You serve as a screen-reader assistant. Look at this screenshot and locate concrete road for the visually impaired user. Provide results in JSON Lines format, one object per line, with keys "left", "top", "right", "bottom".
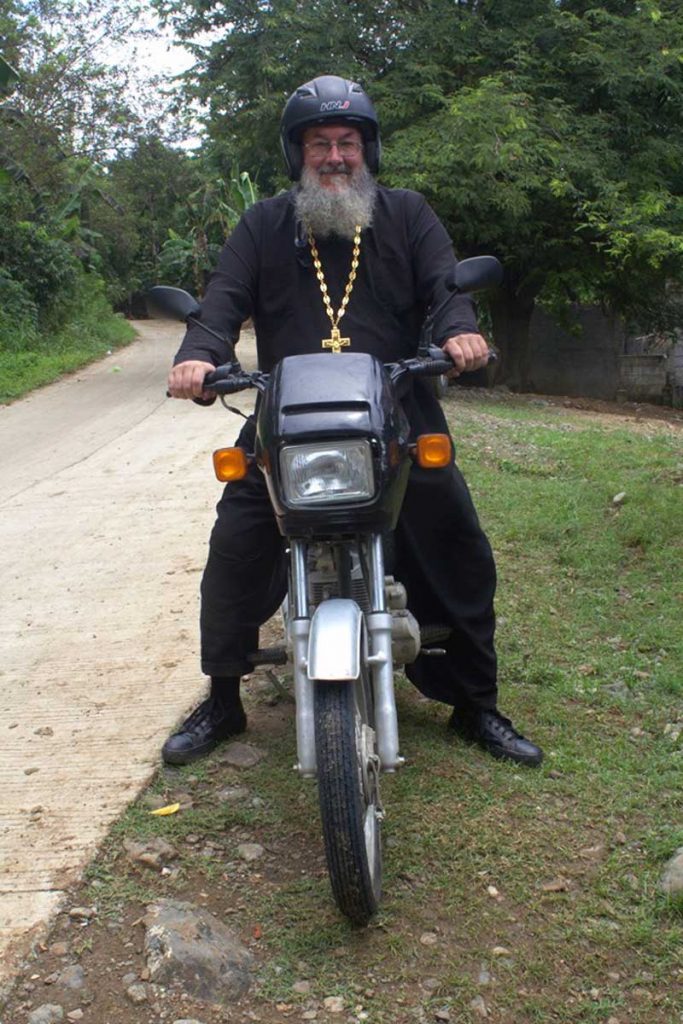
{"left": 0, "top": 323, "right": 256, "bottom": 994}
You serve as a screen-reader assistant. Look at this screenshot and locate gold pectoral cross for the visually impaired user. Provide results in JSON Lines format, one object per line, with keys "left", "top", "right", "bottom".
{"left": 322, "top": 326, "right": 351, "bottom": 354}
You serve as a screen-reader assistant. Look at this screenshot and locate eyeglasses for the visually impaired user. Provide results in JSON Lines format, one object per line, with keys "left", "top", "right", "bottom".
{"left": 303, "top": 139, "right": 363, "bottom": 159}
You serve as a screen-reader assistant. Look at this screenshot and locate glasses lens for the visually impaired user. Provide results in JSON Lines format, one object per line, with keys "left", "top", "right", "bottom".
{"left": 306, "top": 140, "right": 361, "bottom": 157}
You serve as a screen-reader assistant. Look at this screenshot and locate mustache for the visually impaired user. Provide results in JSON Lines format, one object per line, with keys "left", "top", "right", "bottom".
{"left": 318, "top": 164, "right": 352, "bottom": 175}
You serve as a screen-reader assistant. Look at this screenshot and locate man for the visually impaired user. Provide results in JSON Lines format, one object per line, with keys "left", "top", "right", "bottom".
{"left": 165, "top": 75, "right": 543, "bottom": 768}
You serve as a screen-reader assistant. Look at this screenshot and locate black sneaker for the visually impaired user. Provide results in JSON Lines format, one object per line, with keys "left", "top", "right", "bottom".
{"left": 162, "top": 696, "right": 247, "bottom": 765}
{"left": 449, "top": 708, "right": 543, "bottom": 767}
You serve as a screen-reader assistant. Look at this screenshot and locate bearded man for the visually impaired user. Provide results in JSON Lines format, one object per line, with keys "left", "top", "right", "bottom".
{"left": 165, "top": 75, "right": 543, "bottom": 768}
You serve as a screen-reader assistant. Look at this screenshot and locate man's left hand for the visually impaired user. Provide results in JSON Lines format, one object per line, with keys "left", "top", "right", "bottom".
{"left": 441, "top": 333, "right": 489, "bottom": 377}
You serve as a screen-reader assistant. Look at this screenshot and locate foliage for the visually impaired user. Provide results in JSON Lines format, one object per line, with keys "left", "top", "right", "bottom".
{"left": 152, "top": 0, "right": 683, "bottom": 388}
{"left": 0, "top": 268, "right": 135, "bottom": 402}
{"left": 157, "top": 167, "right": 259, "bottom": 293}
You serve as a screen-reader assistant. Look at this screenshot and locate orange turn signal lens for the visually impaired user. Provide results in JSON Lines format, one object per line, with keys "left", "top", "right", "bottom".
{"left": 414, "top": 434, "right": 452, "bottom": 469}
{"left": 213, "top": 447, "right": 249, "bottom": 482}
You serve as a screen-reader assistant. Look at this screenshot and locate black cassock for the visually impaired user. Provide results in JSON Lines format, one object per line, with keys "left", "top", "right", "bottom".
{"left": 176, "top": 186, "right": 498, "bottom": 712}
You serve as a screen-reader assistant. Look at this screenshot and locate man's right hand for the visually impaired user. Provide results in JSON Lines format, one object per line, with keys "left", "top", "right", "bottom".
{"left": 167, "top": 360, "right": 217, "bottom": 400}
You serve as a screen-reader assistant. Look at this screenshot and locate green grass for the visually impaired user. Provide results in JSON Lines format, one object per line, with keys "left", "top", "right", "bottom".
{"left": 71, "top": 393, "right": 683, "bottom": 1023}
{"left": 0, "top": 291, "right": 135, "bottom": 403}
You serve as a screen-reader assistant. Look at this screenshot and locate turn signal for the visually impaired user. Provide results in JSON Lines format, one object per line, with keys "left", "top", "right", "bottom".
{"left": 213, "top": 447, "right": 249, "bottom": 482}
{"left": 414, "top": 434, "right": 452, "bottom": 469}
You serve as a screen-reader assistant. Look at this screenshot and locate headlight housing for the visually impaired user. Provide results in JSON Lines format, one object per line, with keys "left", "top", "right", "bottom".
{"left": 279, "top": 440, "right": 375, "bottom": 506}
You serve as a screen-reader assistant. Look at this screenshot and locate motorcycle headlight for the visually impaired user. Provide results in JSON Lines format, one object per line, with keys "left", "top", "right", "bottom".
{"left": 279, "top": 440, "right": 375, "bottom": 506}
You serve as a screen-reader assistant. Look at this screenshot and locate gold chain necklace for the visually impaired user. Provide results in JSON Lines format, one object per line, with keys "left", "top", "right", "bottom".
{"left": 308, "top": 226, "right": 362, "bottom": 353}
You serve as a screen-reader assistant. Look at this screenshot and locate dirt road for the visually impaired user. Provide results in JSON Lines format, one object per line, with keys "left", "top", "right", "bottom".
{"left": 0, "top": 322, "right": 257, "bottom": 994}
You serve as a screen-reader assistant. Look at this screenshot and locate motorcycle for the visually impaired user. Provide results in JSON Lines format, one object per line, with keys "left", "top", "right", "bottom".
{"left": 149, "top": 254, "right": 501, "bottom": 925}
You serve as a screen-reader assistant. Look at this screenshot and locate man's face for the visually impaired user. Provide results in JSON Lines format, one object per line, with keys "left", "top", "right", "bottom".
{"left": 301, "top": 124, "right": 365, "bottom": 190}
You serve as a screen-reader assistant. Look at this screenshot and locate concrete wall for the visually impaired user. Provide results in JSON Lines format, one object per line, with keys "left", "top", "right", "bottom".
{"left": 528, "top": 305, "right": 624, "bottom": 399}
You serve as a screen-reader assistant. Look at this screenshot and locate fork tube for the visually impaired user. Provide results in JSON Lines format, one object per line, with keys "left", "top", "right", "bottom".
{"left": 290, "top": 539, "right": 316, "bottom": 777}
{"left": 366, "top": 533, "right": 403, "bottom": 770}
{"left": 369, "top": 533, "right": 386, "bottom": 612}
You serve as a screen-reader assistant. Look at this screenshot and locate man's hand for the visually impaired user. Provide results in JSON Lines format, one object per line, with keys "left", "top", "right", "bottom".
{"left": 441, "top": 333, "right": 489, "bottom": 377}
{"left": 167, "top": 360, "right": 217, "bottom": 400}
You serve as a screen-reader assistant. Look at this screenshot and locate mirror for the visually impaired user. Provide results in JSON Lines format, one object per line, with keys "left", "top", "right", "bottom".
{"left": 147, "top": 285, "right": 201, "bottom": 322}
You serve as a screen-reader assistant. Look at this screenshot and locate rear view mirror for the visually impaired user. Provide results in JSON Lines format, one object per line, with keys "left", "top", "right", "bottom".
{"left": 147, "top": 286, "right": 201, "bottom": 322}
{"left": 452, "top": 256, "right": 503, "bottom": 293}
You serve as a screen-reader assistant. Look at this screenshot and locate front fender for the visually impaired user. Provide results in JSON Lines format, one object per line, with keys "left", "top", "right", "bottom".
{"left": 307, "top": 598, "right": 362, "bottom": 681}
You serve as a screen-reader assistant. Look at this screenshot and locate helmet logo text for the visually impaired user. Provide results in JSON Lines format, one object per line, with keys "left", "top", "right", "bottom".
{"left": 319, "top": 100, "right": 351, "bottom": 112}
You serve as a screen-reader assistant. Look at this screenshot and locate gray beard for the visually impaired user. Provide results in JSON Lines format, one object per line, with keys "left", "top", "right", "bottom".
{"left": 295, "top": 164, "right": 377, "bottom": 240}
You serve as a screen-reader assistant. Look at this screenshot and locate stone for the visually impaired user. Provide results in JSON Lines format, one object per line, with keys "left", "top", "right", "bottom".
{"left": 49, "top": 942, "right": 69, "bottom": 958}
{"left": 123, "top": 837, "right": 179, "bottom": 872}
{"left": 66, "top": 1012, "right": 84, "bottom": 1022}
{"left": 323, "top": 996, "right": 345, "bottom": 1013}
{"left": 292, "top": 980, "right": 312, "bottom": 994}
{"left": 612, "top": 492, "right": 627, "bottom": 506}
{"left": 126, "top": 983, "right": 148, "bottom": 1005}
{"left": 144, "top": 899, "right": 254, "bottom": 1004}
{"left": 419, "top": 932, "right": 437, "bottom": 946}
{"left": 216, "top": 786, "right": 250, "bottom": 804}
{"left": 470, "top": 995, "right": 488, "bottom": 1018}
{"left": 435, "top": 1010, "right": 451, "bottom": 1022}
{"left": 67, "top": 907, "right": 95, "bottom": 921}
{"left": 661, "top": 847, "right": 683, "bottom": 895}
{"left": 57, "top": 964, "right": 86, "bottom": 990}
{"left": 28, "top": 1006, "right": 64, "bottom": 1024}
{"left": 172, "top": 1020, "right": 206, "bottom": 1024}
{"left": 478, "top": 965, "right": 492, "bottom": 985}
{"left": 237, "top": 842, "right": 264, "bottom": 862}
{"left": 217, "top": 741, "right": 264, "bottom": 768}
{"left": 141, "top": 793, "right": 168, "bottom": 811}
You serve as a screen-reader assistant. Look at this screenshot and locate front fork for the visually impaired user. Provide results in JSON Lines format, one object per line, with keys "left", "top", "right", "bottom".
{"left": 289, "top": 535, "right": 404, "bottom": 779}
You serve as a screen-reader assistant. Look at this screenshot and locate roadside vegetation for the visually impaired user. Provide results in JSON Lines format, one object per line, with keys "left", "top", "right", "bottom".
{"left": 7, "top": 392, "right": 679, "bottom": 1024}
{"left": 2, "top": 1, "right": 683, "bottom": 399}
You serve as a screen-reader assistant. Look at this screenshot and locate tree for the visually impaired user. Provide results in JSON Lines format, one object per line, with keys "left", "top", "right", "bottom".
{"left": 151, "top": 0, "right": 683, "bottom": 388}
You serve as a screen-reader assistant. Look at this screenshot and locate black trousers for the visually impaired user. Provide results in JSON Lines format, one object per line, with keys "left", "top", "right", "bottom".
{"left": 200, "top": 415, "right": 498, "bottom": 714}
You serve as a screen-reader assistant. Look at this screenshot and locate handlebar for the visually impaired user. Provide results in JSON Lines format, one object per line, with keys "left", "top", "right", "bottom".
{"left": 175, "top": 348, "right": 497, "bottom": 403}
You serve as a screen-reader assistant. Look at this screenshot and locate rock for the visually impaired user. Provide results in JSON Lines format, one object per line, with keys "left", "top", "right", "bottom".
{"left": 470, "top": 994, "right": 488, "bottom": 1018}
{"left": 172, "top": 1020, "right": 206, "bottom": 1024}
{"left": 604, "top": 681, "right": 631, "bottom": 699}
{"left": 216, "top": 785, "right": 250, "bottom": 804}
{"left": 478, "top": 965, "right": 492, "bottom": 985}
{"left": 144, "top": 899, "right": 254, "bottom": 1004}
{"left": 67, "top": 907, "right": 95, "bottom": 921}
{"left": 218, "top": 742, "right": 264, "bottom": 768}
{"left": 323, "top": 995, "right": 345, "bottom": 1013}
{"left": 34, "top": 726, "right": 54, "bottom": 736}
{"left": 121, "top": 972, "right": 138, "bottom": 987}
{"left": 28, "top": 1006, "right": 64, "bottom": 1024}
{"left": 302, "top": 1013, "right": 318, "bottom": 1021}
{"left": 25, "top": 766, "right": 40, "bottom": 775}
{"left": 141, "top": 793, "right": 168, "bottom": 810}
{"left": 237, "top": 842, "right": 264, "bottom": 862}
{"left": 612, "top": 491, "right": 627, "bottom": 506}
{"left": 664, "top": 722, "right": 682, "bottom": 742}
{"left": 419, "top": 932, "right": 437, "bottom": 946}
{"left": 126, "top": 983, "right": 148, "bottom": 1005}
{"left": 421, "top": 978, "right": 440, "bottom": 990}
{"left": 123, "top": 837, "right": 179, "bottom": 871}
{"left": 49, "top": 942, "right": 69, "bottom": 957}
{"left": 661, "top": 847, "right": 683, "bottom": 895}
{"left": 57, "top": 964, "right": 86, "bottom": 990}
{"left": 66, "top": 1011, "right": 84, "bottom": 1022}
{"left": 292, "top": 980, "right": 312, "bottom": 994}
{"left": 491, "top": 946, "right": 511, "bottom": 957}
{"left": 435, "top": 1010, "right": 451, "bottom": 1022}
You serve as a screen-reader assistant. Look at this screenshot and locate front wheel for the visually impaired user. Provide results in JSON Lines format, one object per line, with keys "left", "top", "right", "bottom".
{"left": 314, "top": 679, "right": 382, "bottom": 925}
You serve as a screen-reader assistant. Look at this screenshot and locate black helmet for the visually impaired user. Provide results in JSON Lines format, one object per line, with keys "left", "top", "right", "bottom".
{"left": 280, "top": 74, "right": 381, "bottom": 181}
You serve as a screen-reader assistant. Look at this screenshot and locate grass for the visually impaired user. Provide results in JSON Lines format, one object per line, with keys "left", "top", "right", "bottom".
{"left": 0, "top": 290, "right": 135, "bottom": 403}
{"left": 26, "top": 390, "right": 683, "bottom": 1024}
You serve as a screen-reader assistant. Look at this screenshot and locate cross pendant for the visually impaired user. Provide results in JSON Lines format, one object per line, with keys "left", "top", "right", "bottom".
{"left": 322, "top": 326, "right": 350, "bottom": 354}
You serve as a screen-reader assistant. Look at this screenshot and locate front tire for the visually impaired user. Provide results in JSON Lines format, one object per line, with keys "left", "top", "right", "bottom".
{"left": 314, "top": 679, "right": 382, "bottom": 925}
